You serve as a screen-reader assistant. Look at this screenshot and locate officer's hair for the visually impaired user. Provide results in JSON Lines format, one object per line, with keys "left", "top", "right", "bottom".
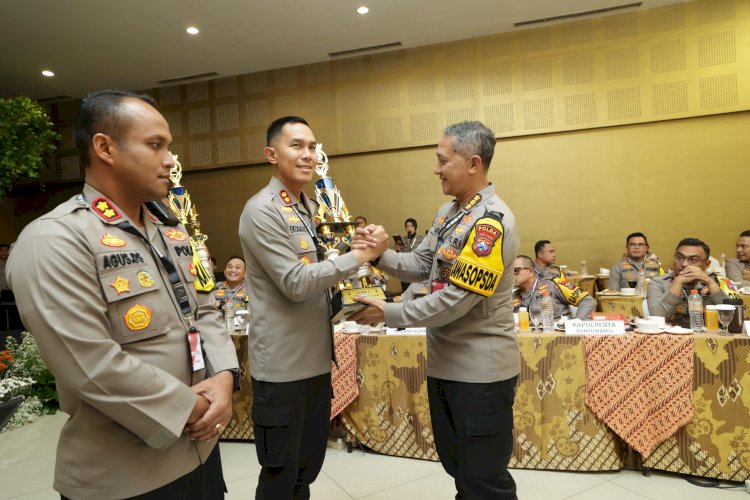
{"left": 225, "top": 256, "right": 246, "bottom": 266}
{"left": 534, "top": 240, "right": 551, "bottom": 256}
{"left": 676, "top": 238, "right": 710, "bottom": 259}
{"left": 0, "top": 243, "right": 8, "bottom": 250}
{"left": 266, "top": 116, "right": 309, "bottom": 146}
{"left": 356, "top": 216, "right": 367, "bottom": 224}
{"left": 404, "top": 218, "right": 417, "bottom": 229}
{"left": 443, "top": 121, "right": 496, "bottom": 170}
{"left": 740, "top": 230, "right": 750, "bottom": 238}
{"left": 515, "top": 255, "right": 535, "bottom": 268}
{"left": 626, "top": 232, "right": 649, "bottom": 247}
{"left": 75, "top": 90, "right": 158, "bottom": 167}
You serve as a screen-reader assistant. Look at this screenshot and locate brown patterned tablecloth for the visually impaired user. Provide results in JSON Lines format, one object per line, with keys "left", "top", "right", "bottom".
{"left": 331, "top": 332, "right": 359, "bottom": 418}
{"left": 583, "top": 333, "right": 694, "bottom": 458}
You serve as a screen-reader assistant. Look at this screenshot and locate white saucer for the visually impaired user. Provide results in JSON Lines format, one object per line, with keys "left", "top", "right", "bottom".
{"left": 664, "top": 326, "right": 692, "bottom": 334}
{"left": 634, "top": 328, "right": 664, "bottom": 334}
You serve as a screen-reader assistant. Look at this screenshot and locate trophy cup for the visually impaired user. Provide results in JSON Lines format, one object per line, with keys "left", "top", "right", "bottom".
{"left": 314, "top": 144, "right": 386, "bottom": 321}
{"left": 167, "top": 153, "right": 215, "bottom": 292}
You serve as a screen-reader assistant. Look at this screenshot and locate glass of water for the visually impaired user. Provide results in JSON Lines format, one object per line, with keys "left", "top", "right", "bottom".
{"left": 530, "top": 308, "right": 542, "bottom": 331}
{"left": 717, "top": 306, "right": 735, "bottom": 336}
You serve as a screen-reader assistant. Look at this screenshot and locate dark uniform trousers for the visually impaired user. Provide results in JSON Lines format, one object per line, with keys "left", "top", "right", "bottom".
{"left": 60, "top": 446, "right": 225, "bottom": 500}
{"left": 427, "top": 375, "right": 518, "bottom": 500}
{"left": 252, "top": 372, "right": 332, "bottom": 500}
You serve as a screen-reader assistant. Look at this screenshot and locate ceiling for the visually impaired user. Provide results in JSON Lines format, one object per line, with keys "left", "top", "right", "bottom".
{"left": 0, "top": 0, "right": 684, "bottom": 100}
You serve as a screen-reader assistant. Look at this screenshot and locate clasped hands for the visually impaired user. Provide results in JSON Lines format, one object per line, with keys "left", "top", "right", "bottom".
{"left": 184, "top": 370, "right": 234, "bottom": 441}
{"left": 671, "top": 265, "right": 719, "bottom": 295}
{"left": 349, "top": 225, "right": 389, "bottom": 325}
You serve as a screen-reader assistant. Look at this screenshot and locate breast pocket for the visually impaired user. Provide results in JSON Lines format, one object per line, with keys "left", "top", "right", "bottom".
{"left": 99, "top": 267, "right": 169, "bottom": 344}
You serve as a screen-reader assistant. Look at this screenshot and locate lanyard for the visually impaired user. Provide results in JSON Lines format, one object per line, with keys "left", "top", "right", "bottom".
{"left": 625, "top": 257, "right": 646, "bottom": 272}
{"left": 116, "top": 220, "right": 195, "bottom": 321}
{"left": 523, "top": 279, "right": 540, "bottom": 309}
{"left": 290, "top": 204, "right": 327, "bottom": 262}
{"left": 222, "top": 281, "right": 246, "bottom": 304}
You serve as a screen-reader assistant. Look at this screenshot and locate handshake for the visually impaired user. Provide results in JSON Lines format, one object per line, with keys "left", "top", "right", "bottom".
{"left": 350, "top": 224, "right": 390, "bottom": 265}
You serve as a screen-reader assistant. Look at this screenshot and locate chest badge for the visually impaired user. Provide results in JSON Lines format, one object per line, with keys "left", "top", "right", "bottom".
{"left": 454, "top": 226, "right": 465, "bottom": 235}
{"left": 288, "top": 216, "right": 301, "bottom": 223}
{"left": 110, "top": 276, "right": 130, "bottom": 295}
{"left": 92, "top": 197, "right": 122, "bottom": 222}
{"left": 137, "top": 271, "right": 155, "bottom": 288}
{"left": 462, "top": 214, "right": 474, "bottom": 225}
{"left": 100, "top": 233, "right": 126, "bottom": 248}
{"left": 124, "top": 304, "right": 152, "bottom": 331}
{"left": 281, "top": 206, "right": 293, "bottom": 212}
{"left": 164, "top": 228, "right": 188, "bottom": 241}
{"left": 300, "top": 239, "right": 309, "bottom": 250}
{"left": 300, "top": 256, "right": 312, "bottom": 264}
{"left": 188, "top": 262, "right": 197, "bottom": 276}
{"left": 442, "top": 247, "right": 458, "bottom": 260}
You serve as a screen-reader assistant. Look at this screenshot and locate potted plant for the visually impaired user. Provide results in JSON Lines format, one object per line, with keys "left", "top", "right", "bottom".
{"left": 0, "top": 96, "right": 59, "bottom": 197}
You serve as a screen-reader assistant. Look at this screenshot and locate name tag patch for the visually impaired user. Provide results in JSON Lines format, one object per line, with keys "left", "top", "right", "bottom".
{"left": 102, "top": 252, "right": 145, "bottom": 269}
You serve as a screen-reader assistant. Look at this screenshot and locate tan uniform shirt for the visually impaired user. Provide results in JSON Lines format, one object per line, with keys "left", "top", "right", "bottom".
{"left": 513, "top": 278, "right": 597, "bottom": 320}
{"left": 608, "top": 256, "right": 663, "bottom": 290}
{"left": 534, "top": 264, "right": 562, "bottom": 281}
{"left": 239, "top": 177, "right": 362, "bottom": 383}
{"left": 646, "top": 271, "right": 736, "bottom": 328}
{"left": 400, "top": 233, "right": 424, "bottom": 253}
{"left": 379, "top": 184, "right": 520, "bottom": 383}
{"left": 725, "top": 257, "right": 750, "bottom": 288}
{"left": 6, "top": 185, "right": 238, "bottom": 500}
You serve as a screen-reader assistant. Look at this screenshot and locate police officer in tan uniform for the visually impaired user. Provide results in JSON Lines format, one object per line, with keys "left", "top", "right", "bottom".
{"left": 238, "top": 116, "right": 388, "bottom": 499}
{"left": 6, "top": 91, "right": 238, "bottom": 499}
{"left": 533, "top": 240, "right": 562, "bottom": 280}
{"left": 352, "top": 121, "right": 520, "bottom": 499}
{"left": 725, "top": 230, "right": 750, "bottom": 287}
{"left": 647, "top": 238, "right": 740, "bottom": 328}
{"left": 608, "top": 232, "right": 664, "bottom": 290}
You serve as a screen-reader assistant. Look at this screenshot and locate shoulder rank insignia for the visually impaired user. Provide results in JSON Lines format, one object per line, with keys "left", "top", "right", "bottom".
{"left": 164, "top": 228, "right": 188, "bottom": 241}
{"left": 300, "top": 239, "right": 309, "bottom": 250}
{"left": 92, "top": 197, "right": 122, "bottom": 222}
{"left": 110, "top": 276, "right": 130, "bottom": 295}
{"left": 124, "top": 304, "right": 152, "bottom": 331}
{"left": 463, "top": 194, "right": 482, "bottom": 211}
{"left": 279, "top": 190, "right": 293, "bottom": 206}
{"left": 100, "top": 233, "right": 126, "bottom": 248}
{"left": 137, "top": 271, "right": 155, "bottom": 288}
{"left": 300, "top": 256, "right": 312, "bottom": 264}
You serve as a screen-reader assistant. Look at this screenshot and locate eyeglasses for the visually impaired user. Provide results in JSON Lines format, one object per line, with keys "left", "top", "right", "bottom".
{"left": 628, "top": 242, "right": 647, "bottom": 248}
{"left": 673, "top": 253, "right": 705, "bottom": 265}
{"left": 513, "top": 267, "right": 531, "bottom": 274}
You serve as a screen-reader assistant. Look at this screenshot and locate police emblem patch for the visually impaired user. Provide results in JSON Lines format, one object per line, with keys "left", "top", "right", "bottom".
{"left": 124, "top": 304, "right": 152, "bottom": 331}
{"left": 442, "top": 247, "right": 458, "bottom": 260}
{"left": 164, "top": 228, "right": 188, "bottom": 241}
{"left": 100, "top": 233, "right": 126, "bottom": 247}
{"left": 300, "top": 239, "right": 309, "bottom": 250}
{"left": 110, "top": 276, "right": 130, "bottom": 295}
{"left": 471, "top": 223, "right": 500, "bottom": 256}
{"left": 299, "top": 256, "right": 312, "bottom": 264}
{"left": 137, "top": 271, "right": 155, "bottom": 288}
{"left": 92, "top": 197, "right": 122, "bottom": 222}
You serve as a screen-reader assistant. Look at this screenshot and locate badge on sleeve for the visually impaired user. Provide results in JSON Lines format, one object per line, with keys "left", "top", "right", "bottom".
{"left": 448, "top": 214, "right": 505, "bottom": 297}
{"left": 553, "top": 278, "right": 588, "bottom": 305}
{"left": 164, "top": 228, "right": 188, "bottom": 241}
{"left": 110, "top": 276, "right": 130, "bottom": 295}
{"left": 124, "top": 304, "right": 152, "bottom": 331}
{"left": 100, "top": 233, "right": 126, "bottom": 247}
{"left": 137, "top": 271, "right": 155, "bottom": 288}
{"left": 92, "top": 197, "right": 122, "bottom": 222}
{"left": 300, "top": 256, "right": 312, "bottom": 264}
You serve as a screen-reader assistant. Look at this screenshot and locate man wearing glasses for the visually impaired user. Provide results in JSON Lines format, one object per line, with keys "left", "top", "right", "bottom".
{"left": 608, "top": 232, "right": 664, "bottom": 291}
{"left": 647, "top": 238, "right": 740, "bottom": 327}
{"left": 725, "top": 230, "right": 750, "bottom": 288}
{"left": 513, "top": 255, "right": 596, "bottom": 321}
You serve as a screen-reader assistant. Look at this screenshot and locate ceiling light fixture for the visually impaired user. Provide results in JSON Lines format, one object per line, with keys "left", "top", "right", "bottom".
{"left": 357, "top": 6, "right": 369, "bottom": 14}
{"left": 41, "top": 70, "right": 55, "bottom": 77}
{"left": 186, "top": 26, "right": 200, "bottom": 35}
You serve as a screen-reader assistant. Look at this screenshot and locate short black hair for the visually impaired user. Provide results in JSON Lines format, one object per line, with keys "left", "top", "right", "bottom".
{"left": 75, "top": 90, "right": 158, "bottom": 167}
{"left": 676, "top": 238, "right": 710, "bottom": 259}
{"left": 740, "top": 230, "right": 750, "bottom": 238}
{"left": 534, "top": 240, "right": 551, "bottom": 256}
{"left": 404, "top": 218, "right": 417, "bottom": 229}
{"left": 626, "top": 232, "right": 649, "bottom": 246}
{"left": 0, "top": 243, "right": 9, "bottom": 250}
{"left": 355, "top": 216, "right": 367, "bottom": 223}
{"left": 225, "top": 256, "right": 246, "bottom": 266}
{"left": 515, "top": 254, "right": 535, "bottom": 268}
{"left": 266, "top": 116, "right": 309, "bottom": 146}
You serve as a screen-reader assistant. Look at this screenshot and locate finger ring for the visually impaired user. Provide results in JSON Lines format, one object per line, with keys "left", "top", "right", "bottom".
{"left": 215, "top": 423, "right": 225, "bottom": 433}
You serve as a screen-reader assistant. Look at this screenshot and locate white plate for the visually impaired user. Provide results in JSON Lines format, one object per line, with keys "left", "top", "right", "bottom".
{"left": 664, "top": 326, "right": 692, "bottom": 334}
{"left": 634, "top": 328, "right": 664, "bottom": 334}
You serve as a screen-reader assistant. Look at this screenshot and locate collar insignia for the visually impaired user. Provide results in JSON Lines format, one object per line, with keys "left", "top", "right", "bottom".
{"left": 124, "top": 304, "right": 152, "bottom": 331}
{"left": 137, "top": 271, "right": 155, "bottom": 288}
{"left": 164, "top": 228, "right": 188, "bottom": 241}
{"left": 100, "top": 233, "right": 126, "bottom": 247}
{"left": 92, "top": 197, "right": 122, "bottom": 222}
{"left": 279, "top": 190, "right": 294, "bottom": 206}
{"left": 110, "top": 276, "right": 130, "bottom": 295}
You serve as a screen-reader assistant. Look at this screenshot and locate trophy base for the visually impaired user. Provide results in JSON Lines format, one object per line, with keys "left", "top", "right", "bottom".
{"left": 331, "top": 286, "right": 387, "bottom": 322}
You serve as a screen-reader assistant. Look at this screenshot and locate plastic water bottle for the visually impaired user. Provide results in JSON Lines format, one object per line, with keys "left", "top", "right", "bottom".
{"left": 541, "top": 292, "right": 555, "bottom": 332}
{"left": 223, "top": 302, "right": 236, "bottom": 333}
{"left": 580, "top": 260, "right": 588, "bottom": 277}
{"left": 635, "top": 269, "right": 646, "bottom": 297}
{"left": 688, "top": 289, "right": 704, "bottom": 332}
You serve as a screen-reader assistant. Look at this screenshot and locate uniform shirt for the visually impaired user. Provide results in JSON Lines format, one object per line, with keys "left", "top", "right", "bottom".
{"left": 6, "top": 184, "right": 238, "bottom": 500}
{"left": 608, "top": 255, "right": 663, "bottom": 290}
{"left": 212, "top": 280, "right": 248, "bottom": 310}
{"left": 239, "top": 176, "right": 362, "bottom": 383}
{"left": 512, "top": 278, "right": 597, "bottom": 320}
{"left": 400, "top": 233, "right": 424, "bottom": 253}
{"left": 534, "top": 263, "right": 563, "bottom": 281}
{"left": 646, "top": 271, "right": 740, "bottom": 328}
{"left": 725, "top": 257, "right": 750, "bottom": 288}
{"left": 378, "top": 184, "right": 520, "bottom": 383}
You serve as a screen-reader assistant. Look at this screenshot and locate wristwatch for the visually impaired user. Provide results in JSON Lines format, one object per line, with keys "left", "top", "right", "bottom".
{"left": 223, "top": 368, "right": 241, "bottom": 391}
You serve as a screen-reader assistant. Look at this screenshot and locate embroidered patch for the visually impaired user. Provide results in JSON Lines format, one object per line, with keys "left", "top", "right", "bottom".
{"left": 281, "top": 206, "right": 293, "bottom": 212}
{"left": 300, "top": 239, "right": 309, "bottom": 250}
{"left": 189, "top": 262, "right": 197, "bottom": 276}
{"left": 124, "top": 304, "right": 152, "bottom": 331}
{"left": 300, "top": 256, "right": 312, "bottom": 264}
{"left": 164, "top": 228, "right": 188, "bottom": 241}
{"left": 100, "top": 233, "right": 126, "bottom": 247}
{"left": 463, "top": 194, "right": 482, "bottom": 211}
{"left": 471, "top": 223, "right": 500, "bottom": 256}
{"left": 442, "top": 247, "right": 458, "bottom": 260}
{"left": 110, "top": 276, "right": 130, "bottom": 295}
{"left": 438, "top": 216, "right": 446, "bottom": 226}
{"left": 137, "top": 271, "right": 155, "bottom": 288}
{"left": 92, "top": 197, "right": 122, "bottom": 222}
{"left": 279, "top": 190, "right": 293, "bottom": 205}
{"left": 288, "top": 216, "right": 301, "bottom": 223}
{"left": 454, "top": 227, "right": 465, "bottom": 235}
{"left": 462, "top": 214, "right": 474, "bottom": 225}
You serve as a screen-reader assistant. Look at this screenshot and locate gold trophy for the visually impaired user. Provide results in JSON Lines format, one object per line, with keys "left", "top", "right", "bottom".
{"left": 168, "top": 153, "right": 214, "bottom": 292}
{"left": 314, "top": 145, "right": 386, "bottom": 321}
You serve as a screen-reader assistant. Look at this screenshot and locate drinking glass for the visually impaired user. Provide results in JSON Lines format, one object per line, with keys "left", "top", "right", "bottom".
{"left": 627, "top": 281, "right": 637, "bottom": 288}
{"left": 529, "top": 308, "right": 542, "bottom": 331}
{"left": 718, "top": 307, "right": 735, "bottom": 336}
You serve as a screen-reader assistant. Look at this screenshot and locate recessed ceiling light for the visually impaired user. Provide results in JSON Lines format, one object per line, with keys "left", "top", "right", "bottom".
{"left": 357, "top": 6, "right": 369, "bottom": 14}
{"left": 186, "top": 26, "right": 200, "bottom": 35}
{"left": 41, "top": 70, "right": 55, "bottom": 77}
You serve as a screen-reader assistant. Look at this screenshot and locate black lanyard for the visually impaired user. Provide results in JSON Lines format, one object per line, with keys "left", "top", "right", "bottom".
{"left": 116, "top": 220, "right": 195, "bottom": 320}
{"left": 291, "top": 203, "right": 327, "bottom": 262}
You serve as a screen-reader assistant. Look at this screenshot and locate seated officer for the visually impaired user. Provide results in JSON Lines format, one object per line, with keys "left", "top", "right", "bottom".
{"left": 609, "top": 232, "right": 664, "bottom": 290}
{"left": 647, "top": 238, "right": 740, "bottom": 328}
{"left": 513, "top": 255, "right": 596, "bottom": 320}
{"left": 725, "top": 229, "right": 750, "bottom": 287}
{"left": 533, "top": 240, "right": 563, "bottom": 280}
